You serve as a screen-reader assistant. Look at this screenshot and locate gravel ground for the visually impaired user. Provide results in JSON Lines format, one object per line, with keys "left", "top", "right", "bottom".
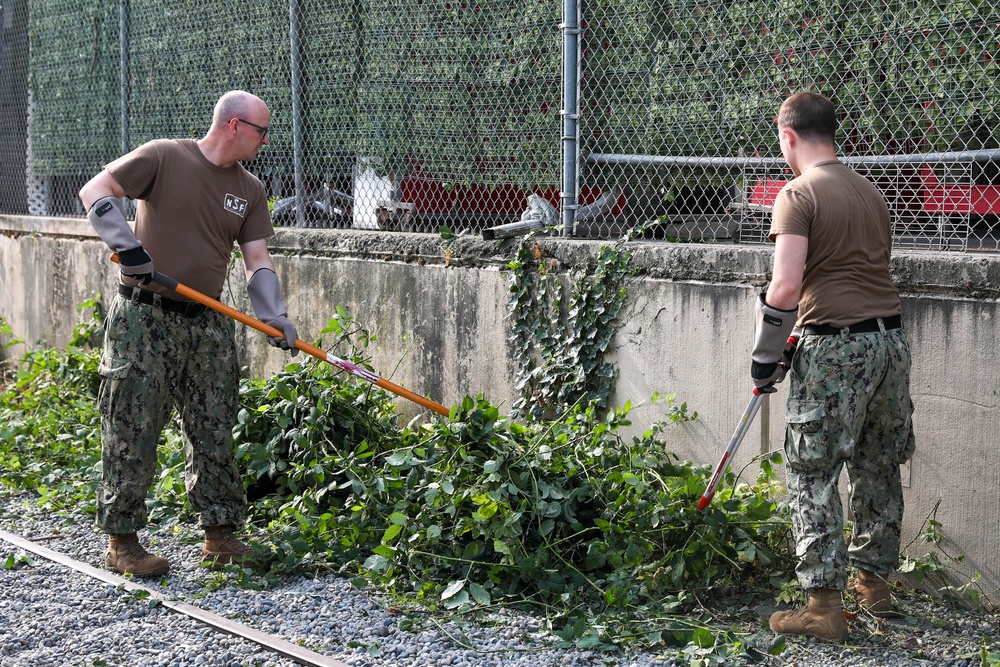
{"left": 1, "top": 493, "right": 997, "bottom": 667}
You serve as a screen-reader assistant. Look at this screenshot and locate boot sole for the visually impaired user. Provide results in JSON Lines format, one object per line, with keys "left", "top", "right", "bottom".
{"left": 770, "top": 628, "right": 849, "bottom": 643}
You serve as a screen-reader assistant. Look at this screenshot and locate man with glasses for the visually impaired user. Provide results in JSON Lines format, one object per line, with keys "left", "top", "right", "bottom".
{"left": 79, "top": 90, "right": 299, "bottom": 577}
{"left": 237, "top": 117, "right": 269, "bottom": 140}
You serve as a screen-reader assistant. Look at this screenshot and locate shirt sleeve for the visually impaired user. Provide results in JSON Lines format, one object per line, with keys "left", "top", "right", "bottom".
{"left": 104, "top": 141, "right": 163, "bottom": 201}
{"left": 768, "top": 184, "right": 813, "bottom": 242}
{"left": 235, "top": 179, "right": 275, "bottom": 244}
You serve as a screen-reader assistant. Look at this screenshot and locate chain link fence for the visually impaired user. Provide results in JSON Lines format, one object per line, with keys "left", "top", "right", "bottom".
{"left": 1, "top": 0, "right": 997, "bottom": 250}
{"left": 578, "top": 0, "right": 1000, "bottom": 250}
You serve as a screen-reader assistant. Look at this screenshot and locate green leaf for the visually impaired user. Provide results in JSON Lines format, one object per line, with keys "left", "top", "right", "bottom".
{"left": 441, "top": 579, "right": 466, "bottom": 600}
{"left": 373, "top": 545, "right": 395, "bottom": 559}
{"left": 469, "top": 582, "right": 491, "bottom": 605}
{"left": 621, "top": 472, "right": 641, "bottom": 486}
{"left": 462, "top": 541, "right": 485, "bottom": 560}
{"left": 384, "top": 452, "right": 409, "bottom": 467}
{"left": 691, "top": 627, "right": 715, "bottom": 648}
{"left": 363, "top": 554, "right": 390, "bottom": 571}
{"left": 443, "top": 590, "right": 469, "bottom": 609}
{"left": 475, "top": 502, "right": 498, "bottom": 521}
{"left": 381, "top": 523, "right": 403, "bottom": 543}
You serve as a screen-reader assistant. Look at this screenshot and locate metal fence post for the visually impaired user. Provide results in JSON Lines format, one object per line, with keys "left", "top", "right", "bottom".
{"left": 119, "top": 0, "right": 129, "bottom": 155}
{"left": 561, "top": 0, "right": 581, "bottom": 237}
{"left": 289, "top": 0, "right": 305, "bottom": 228}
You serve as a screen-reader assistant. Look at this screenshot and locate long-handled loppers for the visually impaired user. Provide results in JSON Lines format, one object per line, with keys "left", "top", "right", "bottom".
{"left": 697, "top": 335, "right": 798, "bottom": 510}
{"left": 111, "top": 254, "right": 450, "bottom": 416}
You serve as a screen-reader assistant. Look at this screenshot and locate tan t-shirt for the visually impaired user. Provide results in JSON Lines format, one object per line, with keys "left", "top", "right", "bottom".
{"left": 106, "top": 139, "right": 273, "bottom": 299}
{"left": 768, "top": 160, "right": 901, "bottom": 328}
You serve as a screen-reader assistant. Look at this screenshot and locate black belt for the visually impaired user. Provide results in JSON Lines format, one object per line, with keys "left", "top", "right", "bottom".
{"left": 802, "top": 315, "right": 902, "bottom": 336}
{"left": 118, "top": 284, "right": 208, "bottom": 318}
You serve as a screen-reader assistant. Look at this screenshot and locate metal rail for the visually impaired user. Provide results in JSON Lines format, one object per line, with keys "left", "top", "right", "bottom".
{"left": 587, "top": 149, "right": 1000, "bottom": 168}
{"left": 0, "top": 528, "right": 350, "bottom": 667}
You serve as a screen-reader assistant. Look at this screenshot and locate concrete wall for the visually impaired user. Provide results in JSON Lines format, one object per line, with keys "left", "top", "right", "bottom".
{"left": 2, "top": 214, "right": 999, "bottom": 601}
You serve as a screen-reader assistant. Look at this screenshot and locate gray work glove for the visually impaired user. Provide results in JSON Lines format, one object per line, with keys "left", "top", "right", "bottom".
{"left": 87, "top": 196, "right": 154, "bottom": 284}
{"left": 247, "top": 268, "right": 299, "bottom": 356}
{"left": 750, "top": 293, "right": 797, "bottom": 393}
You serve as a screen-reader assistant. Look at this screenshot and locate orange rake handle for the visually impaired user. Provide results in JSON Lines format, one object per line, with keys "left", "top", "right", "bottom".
{"left": 111, "top": 254, "right": 451, "bottom": 416}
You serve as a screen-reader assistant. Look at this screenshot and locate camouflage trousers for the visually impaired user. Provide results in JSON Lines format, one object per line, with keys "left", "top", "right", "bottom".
{"left": 783, "top": 326, "right": 915, "bottom": 591}
{"left": 95, "top": 291, "right": 245, "bottom": 535}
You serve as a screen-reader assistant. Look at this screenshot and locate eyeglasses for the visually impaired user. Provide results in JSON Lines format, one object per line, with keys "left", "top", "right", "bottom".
{"left": 236, "top": 118, "right": 269, "bottom": 139}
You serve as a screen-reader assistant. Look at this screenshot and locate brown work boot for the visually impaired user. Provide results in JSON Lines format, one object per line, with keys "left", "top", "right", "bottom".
{"left": 850, "top": 569, "right": 893, "bottom": 616}
{"left": 769, "top": 589, "right": 849, "bottom": 642}
{"left": 105, "top": 533, "right": 170, "bottom": 578}
{"left": 201, "top": 525, "right": 255, "bottom": 570}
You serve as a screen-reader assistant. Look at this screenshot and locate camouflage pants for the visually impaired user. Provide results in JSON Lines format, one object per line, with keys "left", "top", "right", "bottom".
{"left": 783, "top": 327, "right": 915, "bottom": 591}
{"left": 95, "top": 291, "right": 245, "bottom": 535}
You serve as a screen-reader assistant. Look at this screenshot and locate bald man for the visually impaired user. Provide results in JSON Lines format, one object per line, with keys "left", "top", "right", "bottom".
{"left": 80, "top": 90, "right": 297, "bottom": 577}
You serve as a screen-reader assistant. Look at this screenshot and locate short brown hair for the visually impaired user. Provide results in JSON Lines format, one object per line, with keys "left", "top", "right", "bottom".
{"left": 778, "top": 92, "right": 837, "bottom": 143}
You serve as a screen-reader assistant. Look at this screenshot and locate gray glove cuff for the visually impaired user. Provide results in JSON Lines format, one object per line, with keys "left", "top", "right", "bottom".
{"left": 751, "top": 293, "right": 797, "bottom": 365}
{"left": 87, "top": 196, "right": 141, "bottom": 253}
{"left": 247, "top": 268, "right": 288, "bottom": 322}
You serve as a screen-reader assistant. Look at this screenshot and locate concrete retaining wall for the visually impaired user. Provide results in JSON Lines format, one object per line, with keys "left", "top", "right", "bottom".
{"left": 2, "top": 214, "right": 998, "bottom": 601}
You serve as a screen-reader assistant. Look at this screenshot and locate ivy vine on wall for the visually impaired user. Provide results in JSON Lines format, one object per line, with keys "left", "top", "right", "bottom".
{"left": 506, "top": 238, "right": 632, "bottom": 421}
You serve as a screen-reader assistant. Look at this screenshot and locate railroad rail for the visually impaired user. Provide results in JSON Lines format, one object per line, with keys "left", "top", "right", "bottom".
{"left": 0, "top": 528, "right": 350, "bottom": 667}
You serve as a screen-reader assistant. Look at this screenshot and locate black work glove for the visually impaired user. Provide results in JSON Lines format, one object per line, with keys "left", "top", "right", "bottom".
{"left": 752, "top": 337, "right": 797, "bottom": 393}
{"left": 117, "top": 246, "right": 155, "bottom": 285}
